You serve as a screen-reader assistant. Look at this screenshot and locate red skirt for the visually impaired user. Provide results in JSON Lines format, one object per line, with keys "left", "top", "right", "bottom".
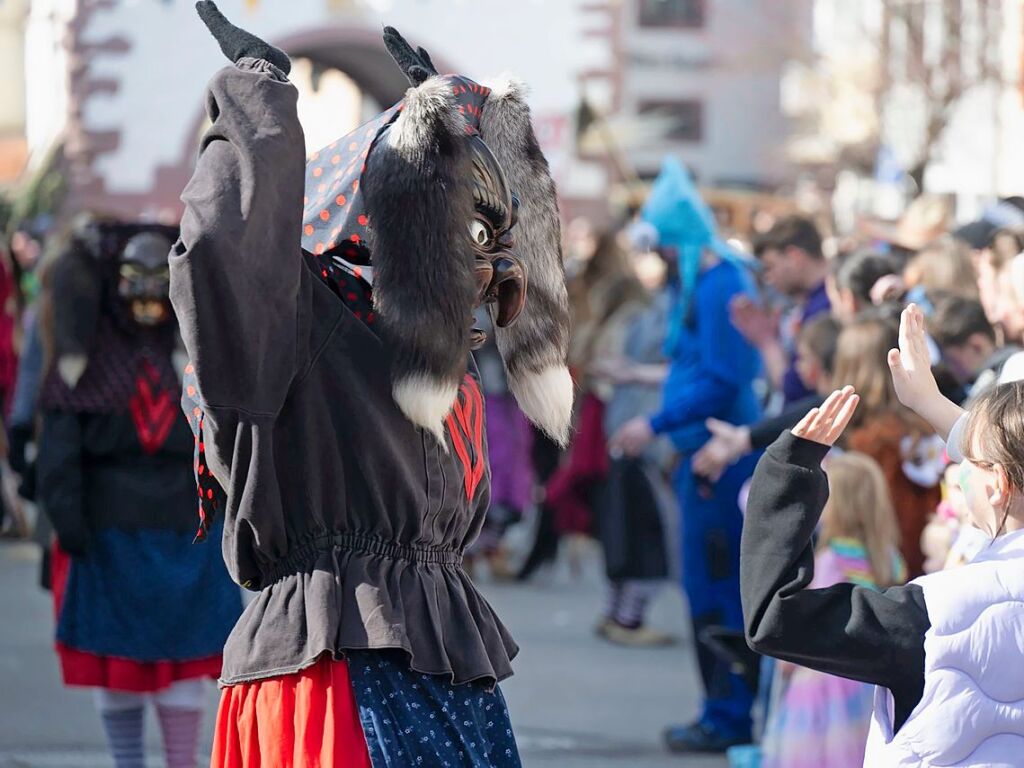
{"left": 546, "top": 392, "right": 608, "bottom": 535}
{"left": 52, "top": 542, "right": 222, "bottom": 692}
{"left": 211, "top": 654, "right": 371, "bottom": 768}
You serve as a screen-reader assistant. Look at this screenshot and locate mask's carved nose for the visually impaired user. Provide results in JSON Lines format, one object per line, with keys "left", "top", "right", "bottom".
{"left": 488, "top": 254, "right": 526, "bottom": 327}
{"left": 474, "top": 258, "right": 494, "bottom": 304}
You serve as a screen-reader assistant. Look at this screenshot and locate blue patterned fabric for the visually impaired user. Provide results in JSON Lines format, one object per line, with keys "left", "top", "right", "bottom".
{"left": 347, "top": 649, "right": 522, "bottom": 768}
{"left": 56, "top": 522, "right": 241, "bottom": 660}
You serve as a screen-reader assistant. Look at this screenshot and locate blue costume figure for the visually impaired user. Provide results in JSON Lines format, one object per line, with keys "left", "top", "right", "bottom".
{"left": 612, "top": 158, "right": 762, "bottom": 752}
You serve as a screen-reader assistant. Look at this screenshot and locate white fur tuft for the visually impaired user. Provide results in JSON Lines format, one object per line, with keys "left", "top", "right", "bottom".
{"left": 388, "top": 76, "right": 464, "bottom": 153}
{"left": 509, "top": 364, "right": 574, "bottom": 447}
{"left": 392, "top": 374, "right": 459, "bottom": 447}
{"left": 480, "top": 73, "right": 530, "bottom": 101}
{"left": 58, "top": 354, "right": 88, "bottom": 389}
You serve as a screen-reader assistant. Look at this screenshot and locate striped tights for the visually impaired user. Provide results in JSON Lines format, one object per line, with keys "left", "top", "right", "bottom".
{"left": 95, "top": 679, "right": 205, "bottom": 768}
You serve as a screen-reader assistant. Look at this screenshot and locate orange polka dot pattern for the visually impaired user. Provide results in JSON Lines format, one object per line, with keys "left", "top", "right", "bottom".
{"left": 181, "top": 362, "right": 225, "bottom": 543}
{"left": 300, "top": 75, "right": 492, "bottom": 293}
{"left": 301, "top": 103, "right": 400, "bottom": 270}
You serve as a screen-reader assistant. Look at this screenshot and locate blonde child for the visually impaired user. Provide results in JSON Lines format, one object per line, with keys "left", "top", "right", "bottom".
{"left": 920, "top": 463, "right": 992, "bottom": 573}
{"left": 833, "top": 315, "right": 942, "bottom": 577}
{"left": 742, "top": 304, "right": 1024, "bottom": 766}
{"left": 761, "top": 452, "right": 904, "bottom": 768}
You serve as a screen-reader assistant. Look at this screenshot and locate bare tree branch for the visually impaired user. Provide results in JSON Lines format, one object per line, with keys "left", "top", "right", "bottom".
{"left": 852, "top": 0, "right": 1005, "bottom": 182}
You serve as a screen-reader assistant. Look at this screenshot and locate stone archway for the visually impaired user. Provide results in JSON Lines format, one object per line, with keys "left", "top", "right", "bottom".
{"left": 278, "top": 25, "right": 415, "bottom": 110}
{"left": 149, "top": 24, "right": 456, "bottom": 222}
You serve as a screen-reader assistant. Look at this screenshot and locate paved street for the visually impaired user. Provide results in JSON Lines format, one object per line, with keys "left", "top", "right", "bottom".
{"left": 0, "top": 539, "right": 726, "bottom": 767}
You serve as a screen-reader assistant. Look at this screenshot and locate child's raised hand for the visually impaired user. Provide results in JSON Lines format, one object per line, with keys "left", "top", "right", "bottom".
{"left": 887, "top": 303, "right": 941, "bottom": 411}
{"left": 791, "top": 386, "right": 859, "bottom": 447}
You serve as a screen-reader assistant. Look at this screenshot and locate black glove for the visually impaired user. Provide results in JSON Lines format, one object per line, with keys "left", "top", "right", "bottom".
{"left": 383, "top": 26, "right": 439, "bottom": 86}
{"left": 196, "top": 1, "right": 291, "bottom": 75}
{"left": 56, "top": 526, "right": 90, "bottom": 558}
{"left": 7, "top": 424, "right": 30, "bottom": 476}
{"left": 17, "top": 462, "right": 35, "bottom": 503}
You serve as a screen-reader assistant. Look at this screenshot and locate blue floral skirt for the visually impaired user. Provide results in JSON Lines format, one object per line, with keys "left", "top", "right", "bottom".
{"left": 348, "top": 649, "right": 522, "bottom": 767}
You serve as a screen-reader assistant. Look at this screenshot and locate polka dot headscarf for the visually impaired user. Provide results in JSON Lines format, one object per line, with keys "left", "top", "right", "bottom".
{"left": 300, "top": 75, "right": 491, "bottom": 317}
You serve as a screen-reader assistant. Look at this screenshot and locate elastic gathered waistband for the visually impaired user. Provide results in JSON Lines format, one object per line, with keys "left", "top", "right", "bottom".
{"left": 261, "top": 531, "right": 463, "bottom": 585}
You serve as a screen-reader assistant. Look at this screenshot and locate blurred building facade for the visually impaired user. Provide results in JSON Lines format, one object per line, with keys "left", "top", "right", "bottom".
{"left": 0, "top": 0, "right": 31, "bottom": 187}
{"left": 877, "top": 0, "right": 1024, "bottom": 219}
{"left": 580, "top": 0, "right": 810, "bottom": 192}
{"left": 1, "top": 0, "right": 820, "bottom": 225}
{"left": 4, "top": 0, "right": 601, "bottom": 222}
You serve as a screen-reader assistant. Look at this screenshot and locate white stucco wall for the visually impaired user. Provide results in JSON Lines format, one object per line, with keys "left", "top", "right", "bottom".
{"left": 23, "top": 0, "right": 74, "bottom": 170}
{"left": 619, "top": 0, "right": 810, "bottom": 186}
{"left": 0, "top": 0, "right": 30, "bottom": 136}
{"left": 54, "top": 0, "right": 599, "bottom": 201}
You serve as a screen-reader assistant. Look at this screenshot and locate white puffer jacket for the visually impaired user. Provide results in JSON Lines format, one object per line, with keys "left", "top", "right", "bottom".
{"left": 864, "top": 529, "right": 1024, "bottom": 767}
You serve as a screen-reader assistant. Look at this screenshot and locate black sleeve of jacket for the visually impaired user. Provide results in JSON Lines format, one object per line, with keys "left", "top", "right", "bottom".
{"left": 37, "top": 410, "right": 88, "bottom": 555}
{"left": 741, "top": 432, "right": 929, "bottom": 730}
{"left": 169, "top": 57, "right": 306, "bottom": 417}
{"left": 747, "top": 395, "right": 824, "bottom": 451}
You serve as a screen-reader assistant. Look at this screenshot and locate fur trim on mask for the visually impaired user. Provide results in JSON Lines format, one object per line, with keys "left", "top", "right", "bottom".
{"left": 479, "top": 75, "right": 573, "bottom": 445}
{"left": 386, "top": 76, "right": 465, "bottom": 153}
{"left": 363, "top": 75, "right": 477, "bottom": 442}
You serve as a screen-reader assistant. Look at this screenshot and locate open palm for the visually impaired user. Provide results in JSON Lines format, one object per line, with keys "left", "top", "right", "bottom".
{"left": 791, "top": 386, "right": 860, "bottom": 447}
{"left": 887, "top": 303, "right": 940, "bottom": 409}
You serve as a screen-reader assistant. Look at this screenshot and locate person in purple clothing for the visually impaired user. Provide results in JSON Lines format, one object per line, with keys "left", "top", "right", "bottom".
{"left": 610, "top": 158, "right": 762, "bottom": 754}
{"left": 730, "top": 216, "right": 831, "bottom": 405}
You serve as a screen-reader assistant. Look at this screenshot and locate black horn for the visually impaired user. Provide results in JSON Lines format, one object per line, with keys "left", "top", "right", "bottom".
{"left": 383, "top": 26, "right": 439, "bottom": 86}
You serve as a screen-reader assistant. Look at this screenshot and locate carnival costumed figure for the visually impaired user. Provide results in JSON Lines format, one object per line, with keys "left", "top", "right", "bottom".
{"left": 170, "top": 4, "right": 573, "bottom": 765}
{"left": 38, "top": 220, "right": 243, "bottom": 768}
{"left": 611, "top": 158, "right": 763, "bottom": 752}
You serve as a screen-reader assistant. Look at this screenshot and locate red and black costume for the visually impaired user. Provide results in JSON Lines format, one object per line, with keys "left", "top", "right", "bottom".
{"left": 38, "top": 221, "right": 242, "bottom": 692}
{"left": 171, "top": 5, "right": 573, "bottom": 766}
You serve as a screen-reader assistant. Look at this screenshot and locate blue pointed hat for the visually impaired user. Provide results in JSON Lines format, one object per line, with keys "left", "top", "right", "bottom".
{"left": 641, "top": 157, "right": 751, "bottom": 354}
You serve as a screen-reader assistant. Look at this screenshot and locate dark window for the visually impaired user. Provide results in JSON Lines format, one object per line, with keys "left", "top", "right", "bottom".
{"left": 638, "top": 99, "right": 704, "bottom": 142}
{"left": 638, "top": 0, "right": 705, "bottom": 29}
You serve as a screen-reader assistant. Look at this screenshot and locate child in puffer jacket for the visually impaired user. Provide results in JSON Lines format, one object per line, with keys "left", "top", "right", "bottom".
{"left": 742, "top": 304, "right": 1024, "bottom": 767}
{"left": 760, "top": 451, "right": 906, "bottom": 768}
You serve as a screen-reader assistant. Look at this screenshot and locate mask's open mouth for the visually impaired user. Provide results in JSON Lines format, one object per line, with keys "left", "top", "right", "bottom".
{"left": 470, "top": 253, "right": 526, "bottom": 349}
{"left": 131, "top": 299, "right": 169, "bottom": 326}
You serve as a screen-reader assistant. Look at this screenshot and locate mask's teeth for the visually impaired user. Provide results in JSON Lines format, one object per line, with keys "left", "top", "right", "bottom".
{"left": 470, "top": 328, "right": 487, "bottom": 349}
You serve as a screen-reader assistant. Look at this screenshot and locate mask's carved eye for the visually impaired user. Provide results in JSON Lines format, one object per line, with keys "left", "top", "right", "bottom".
{"left": 469, "top": 219, "right": 494, "bottom": 249}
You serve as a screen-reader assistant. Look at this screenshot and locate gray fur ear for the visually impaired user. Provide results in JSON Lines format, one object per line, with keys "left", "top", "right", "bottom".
{"left": 479, "top": 76, "right": 574, "bottom": 446}
{"left": 363, "top": 76, "right": 477, "bottom": 443}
